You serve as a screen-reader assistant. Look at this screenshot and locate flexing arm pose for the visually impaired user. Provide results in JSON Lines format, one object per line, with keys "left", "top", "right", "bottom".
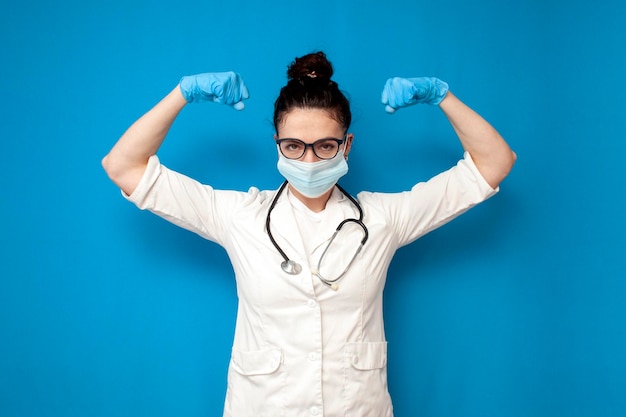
{"left": 381, "top": 77, "right": 516, "bottom": 188}
{"left": 102, "top": 72, "right": 249, "bottom": 196}
{"left": 101, "top": 53, "right": 515, "bottom": 417}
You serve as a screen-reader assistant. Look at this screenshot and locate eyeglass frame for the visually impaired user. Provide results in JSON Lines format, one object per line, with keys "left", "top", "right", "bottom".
{"left": 275, "top": 135, "right": 347, "bottom": 160}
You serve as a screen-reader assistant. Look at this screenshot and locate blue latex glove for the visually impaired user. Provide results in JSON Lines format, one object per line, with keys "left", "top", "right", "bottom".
{"left": 179, "top": 71, "right": 249, "bottom": 110}
{"left": 381, "top": 77, "right": 449, "bottom": 114}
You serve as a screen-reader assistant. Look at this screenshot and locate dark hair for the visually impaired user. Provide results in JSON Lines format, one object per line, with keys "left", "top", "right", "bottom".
{"left": 273, "top": 51, "right": 351, "bottom": 133}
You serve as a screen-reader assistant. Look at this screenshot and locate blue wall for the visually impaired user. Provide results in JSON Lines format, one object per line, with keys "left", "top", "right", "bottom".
{"left": 1, "top": 0, "right": 625, "bottom": 416}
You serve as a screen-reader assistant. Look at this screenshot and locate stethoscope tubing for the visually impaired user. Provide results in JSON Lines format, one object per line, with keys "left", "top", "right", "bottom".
{"left": 265, "top": 181, "right": 291, "bottom": 263}
{"left": 265, "top": 181, "right": 369, "bottom": 283}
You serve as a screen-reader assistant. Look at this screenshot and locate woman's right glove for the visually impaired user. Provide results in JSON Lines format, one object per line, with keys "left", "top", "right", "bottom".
{"left": 381, "top": 77, "right": 449, "bottom": 113}
{"left": 179, "top": 71, "right": 249, "bottom": 110}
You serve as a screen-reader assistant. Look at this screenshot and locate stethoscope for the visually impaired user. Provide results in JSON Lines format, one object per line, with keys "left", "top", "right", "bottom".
{"left": 265, "top": 181, "right": 369, "bottom": 290}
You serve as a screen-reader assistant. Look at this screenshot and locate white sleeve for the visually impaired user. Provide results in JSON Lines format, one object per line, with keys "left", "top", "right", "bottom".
{"left": 359, "top": 152, "right": 498, "bottom": 248}
{"left": 123, "top": 155, "right": 257, "bottom": 245}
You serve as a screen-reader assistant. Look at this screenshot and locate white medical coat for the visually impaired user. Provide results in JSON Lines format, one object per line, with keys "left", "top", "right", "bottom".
{"left": 125, "top": 152, "right": 497, "bottom": 417}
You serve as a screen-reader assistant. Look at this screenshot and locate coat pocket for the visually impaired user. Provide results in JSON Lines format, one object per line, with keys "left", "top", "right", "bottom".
{"left": 231, "top": 347, "right": 283, "bottom": 375}
{"left": 343, "top": 342, "right": 393, "bottom": 417}
{"left": 346, "top": 341, "right": 387, "bottom": 370}
{"left": 225, "top": 347, "right": 286, "bottom": 417}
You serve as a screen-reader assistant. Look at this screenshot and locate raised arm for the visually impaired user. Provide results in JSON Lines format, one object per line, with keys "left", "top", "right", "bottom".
{"left": 439, "top": 92, "right": 516, "bottom": 188}
{"left": 102, "top": 72, "right": 249, "bottom": 196}
{"left": 102, "top": 87, "right": 187, "bottom": 195}
{"left": 381, "top": 77, "right": 515, "bottom": 188}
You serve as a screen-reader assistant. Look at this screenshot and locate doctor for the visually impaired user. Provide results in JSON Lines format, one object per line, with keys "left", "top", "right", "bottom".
{"left": 102, "top": 51, "right": 515, "bottom": 417}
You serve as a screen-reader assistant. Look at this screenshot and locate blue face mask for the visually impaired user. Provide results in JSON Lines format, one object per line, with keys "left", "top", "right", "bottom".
{"left": 277, "top": 150, "right": 349, "bottom": 198}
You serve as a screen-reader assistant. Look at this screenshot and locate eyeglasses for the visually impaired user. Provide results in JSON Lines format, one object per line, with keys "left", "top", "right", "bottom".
{"left": 275, "top": 135, "right": 347, "bottom": 160}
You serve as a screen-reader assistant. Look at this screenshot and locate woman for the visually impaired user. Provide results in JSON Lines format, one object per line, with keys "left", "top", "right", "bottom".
{"left": 102, "top": 51, "right": 515, "bottom": 417}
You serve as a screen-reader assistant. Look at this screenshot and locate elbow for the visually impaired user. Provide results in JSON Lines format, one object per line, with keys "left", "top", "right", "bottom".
{"left": 101, "top": 153, "right": 118, "bottom": 182}
{"left": 101, "top": 154, "right": 110, "bottom": 173}
{"left": 477, "top": 148, "right": 517, "bottom": 189}
{"left": 101, "top": 152, "right": 146, "bottom": 196}
{"left": 506, "top": 149, "right": 517, "bottom": 172}
{"left": 491, "top": 149, "right": 517, "bottom": 189}
{"left": 508, "top": 149, "right": 518, "bottom": 173}
{"left": 101, "top": 153, "right": 129, "bottom": 191}
{"left": 101, "top": 154, "right": 112, "bottom": 178}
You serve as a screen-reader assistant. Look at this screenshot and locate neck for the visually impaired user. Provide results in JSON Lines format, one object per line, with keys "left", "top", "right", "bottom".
{"left": 288, "top": 184, "right": 334, "bottom": 213}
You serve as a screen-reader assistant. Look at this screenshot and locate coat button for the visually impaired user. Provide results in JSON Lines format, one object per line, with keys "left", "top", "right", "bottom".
{"left": 351, "top": 355, "right": 359, "bottom": 365}
{"left": 308, "top": 352, "right": 318, "bottom": 361}
{"left": 310, "top": 406, "right": 319, "bottom": 415}
{"left": 307, "top": 299, "right": 317, "bottom": 308}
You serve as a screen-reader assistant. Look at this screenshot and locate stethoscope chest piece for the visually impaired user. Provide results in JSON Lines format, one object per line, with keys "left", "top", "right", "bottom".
{"left": 281, "top": 259, "right": 302, "bottom": 275}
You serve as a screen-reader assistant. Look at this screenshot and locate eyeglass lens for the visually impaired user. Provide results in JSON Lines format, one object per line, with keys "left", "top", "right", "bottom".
{"left": 278, "top": 138, "right": 343, "bottom": 160}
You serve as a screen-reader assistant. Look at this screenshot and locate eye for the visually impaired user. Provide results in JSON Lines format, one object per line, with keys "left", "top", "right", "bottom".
{"left": 282, "top": 140, "right": 304, "bottom": 152}
{"left": 315, "top": 139, "right": 339, "bottom": 152}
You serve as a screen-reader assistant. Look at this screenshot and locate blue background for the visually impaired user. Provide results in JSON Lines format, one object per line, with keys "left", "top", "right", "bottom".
{"left": 1, "top": 0, "right": 625, "bottom": 416}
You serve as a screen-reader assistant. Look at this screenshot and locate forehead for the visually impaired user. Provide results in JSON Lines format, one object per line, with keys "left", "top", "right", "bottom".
{"left": 277, "top": 108, "right": 344, "bottom": 139}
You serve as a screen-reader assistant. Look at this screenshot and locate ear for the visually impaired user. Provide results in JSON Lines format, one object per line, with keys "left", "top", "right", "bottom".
{"left": 344, "top": 133, "right": 354, "bottom": 158}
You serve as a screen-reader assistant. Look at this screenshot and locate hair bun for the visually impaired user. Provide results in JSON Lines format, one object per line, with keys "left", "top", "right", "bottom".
{"left": 274, "top": 51, "right": 351, "bottom": 131}
{"left": 287, "top": 51, "right": 334, "bottom": 82}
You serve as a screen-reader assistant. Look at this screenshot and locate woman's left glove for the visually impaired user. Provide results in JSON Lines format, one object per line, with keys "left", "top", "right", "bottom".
{"left": 179, "top": 71, "right": 249, "bottom": 110}
{"left": 381, "top": 77, "right": 449, "bottom": 113}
